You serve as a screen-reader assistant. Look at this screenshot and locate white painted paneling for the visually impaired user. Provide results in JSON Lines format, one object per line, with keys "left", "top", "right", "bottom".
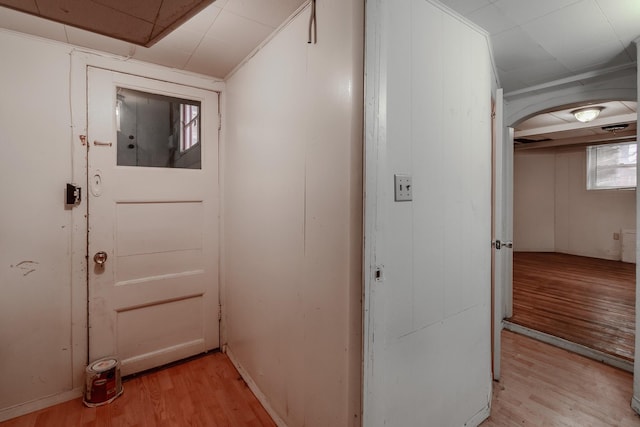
{"left": 364, "top": 0, "right": 492, "bottom": 425}
{"left": 223, "top": 0, "right": 363, "bottom": 426}
{"left": 0, "top": 32, "right": 74, "bottom": 412}
{"left": 513, "top": 152, "right": 556, "bottom": 251}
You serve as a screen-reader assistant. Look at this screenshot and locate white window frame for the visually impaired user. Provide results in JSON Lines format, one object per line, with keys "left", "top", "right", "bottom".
{"left": 180, "top": 104, "right": 200, "bottom": 153}
{"left": 586, "top": 142, "right": 637, "bottom": 190}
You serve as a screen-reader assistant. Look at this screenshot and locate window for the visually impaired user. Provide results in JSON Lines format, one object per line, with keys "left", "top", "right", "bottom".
{"left": 180, "top": 104, "right": 200, "bottom": 152}
{"left": 586, "top": 142, "right": 637, "bottom": 190}
{"left": 115, "top": 87, "right": 201, "bottom": 169}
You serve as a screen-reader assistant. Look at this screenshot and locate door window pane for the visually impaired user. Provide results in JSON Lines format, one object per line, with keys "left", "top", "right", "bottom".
{"left": 116, "top": 87, "right": 201, "bottom": 169}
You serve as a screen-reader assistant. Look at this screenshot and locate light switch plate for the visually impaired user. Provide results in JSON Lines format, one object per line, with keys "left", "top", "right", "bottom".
{"left": 394, "top": 174, "right": 412, "bottom": 201}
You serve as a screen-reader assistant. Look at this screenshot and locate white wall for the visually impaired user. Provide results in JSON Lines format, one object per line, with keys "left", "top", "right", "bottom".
{"left": 0, "top": 33, "right": 75, "bottom": 413}
{"left": 514, "top": 149, "right": 636, "bottom": 260}
{"left": 364, "top": 1, "right": 493, "bottom": 426}
{"left": 513, "top": 151, "right": 556, "bottom": 251}
{"left": 223, "top": 1, "right": 363, "bottom": 426}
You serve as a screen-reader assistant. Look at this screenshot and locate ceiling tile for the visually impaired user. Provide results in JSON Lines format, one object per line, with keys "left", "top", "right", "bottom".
{"left": 132, "top": 45, "right": 192, "bottom": 69}
{"left": 65, "top": 25, "right": 135, "bottom": 57}
{"left": 595, "top": 0, "right": 640, "bottom": 42}
{"left": 154, "top": 27, "right": 204, "bottom": 53}
{"left": 491, "top": 27, "right": 557, "bottom": 72}
{"left": 92, "top": 0, "right": 162, "bottom": 23}
{"left": 0, "top": 6, "right": 67, "bottom": 42}
{"left": 224, "top": 0, "right": 301, "bottom": 28}
{"left": 179, "top": 3, "right": 222, "bottom": 33}
{"left": 204, "top": 10, "right": 273, "bottom": 55}
{"left": 512, "top": 59, "right": 572, "bottom": 85}
{"left": 0, "top": 0, "right": 37, "bottom": 13}
{"left": 437, "top": 0, "right": 493, "bottom": 16}
{"left": 467, "top": 4, "right": 517, "bottom": 34}
{"left": 35, "top": 0, "right": 154, "bottom": 43}
{"left": 152, "top": 0, "right": 215, "bottom": 40}
{"left": 558, "top": 39, "right": 630, "bottom": 71}
{"left": 521, "top": 0, "right": 619, "bottom": 59}
{"left": 184, "top": 35, "right": 243, "bottom": 77}
{"left": 492, "top": 0, "right": 581, "bottom": 26}
{"left": 497, "top": 73, "right": 526, "bottom": 93}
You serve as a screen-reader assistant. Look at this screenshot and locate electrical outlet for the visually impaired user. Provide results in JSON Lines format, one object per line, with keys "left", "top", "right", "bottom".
{"left": 394, "top": 174, "right": 412, "bottom": 202}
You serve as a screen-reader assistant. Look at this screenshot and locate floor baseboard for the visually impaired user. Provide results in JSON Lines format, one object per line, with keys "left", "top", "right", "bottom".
{"left": 503, "top": 321, "right": 633, "bottom": 373}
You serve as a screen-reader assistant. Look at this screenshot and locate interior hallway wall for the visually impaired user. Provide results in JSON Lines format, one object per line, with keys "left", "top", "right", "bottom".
{"left": 0, "top": 32, "right": 74, "bottom": 412}
{"left": 223, "top": 1, "right": 363, "bottom": 426}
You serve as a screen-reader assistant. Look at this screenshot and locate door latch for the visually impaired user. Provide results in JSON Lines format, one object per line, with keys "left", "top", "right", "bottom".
{"left": 492, "top": 240, "right": 513, "bottom": 250}
{"left": 66, "top": 183, "right": 81, "bottom": 206}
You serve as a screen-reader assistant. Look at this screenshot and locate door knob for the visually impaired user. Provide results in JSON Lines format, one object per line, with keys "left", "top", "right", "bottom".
{"left": 94, "top": 251, "right": 108, "bottom": 266}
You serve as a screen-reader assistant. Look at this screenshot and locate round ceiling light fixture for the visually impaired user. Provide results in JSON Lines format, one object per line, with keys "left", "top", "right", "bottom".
{"left": 571, "top": 106, "right": 604, "bottom": 123}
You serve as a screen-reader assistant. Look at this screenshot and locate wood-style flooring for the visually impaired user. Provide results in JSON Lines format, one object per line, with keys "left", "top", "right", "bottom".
{"left": 3, "top": 332, "right": 639, "bottom": 426}
{"left": 0, "top": 352, "right": 275, "bottom": 427}
{"left": 509, "top": 252, "right": 635, "bottom": 362}
{"left": 482, "top": 330, "right": 640, "bottom": 426}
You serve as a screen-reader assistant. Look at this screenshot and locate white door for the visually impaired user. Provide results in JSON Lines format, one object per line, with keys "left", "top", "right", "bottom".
{"left": 492, "top": 88, "right": 514, "bottom": 381}
{"left": 87, "top": 67, "right": 219, "bottom": 375}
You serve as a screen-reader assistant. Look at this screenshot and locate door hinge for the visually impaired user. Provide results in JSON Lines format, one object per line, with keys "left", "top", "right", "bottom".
{"left": 218, "top": 112, "right": 222, "bottom": 131}
{"left": 218, "top": 303, "right": 222, "bottom": 322}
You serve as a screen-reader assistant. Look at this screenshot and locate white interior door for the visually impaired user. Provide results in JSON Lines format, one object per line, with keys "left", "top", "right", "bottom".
{"left": 492, "top": 88, "right": 514, "bottom": 381}
{"left": 87, "top": 67, "right": 219, "bottom": 375}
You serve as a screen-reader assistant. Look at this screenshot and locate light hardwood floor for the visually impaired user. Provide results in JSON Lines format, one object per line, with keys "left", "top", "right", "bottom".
{"left": 0, "top": 352, "right": 275, "bottom": 427}
{"left": 509, "top": 252, "right": 635, "bottom": 362}
{"left": 482, "top": 330, "right": 640, "bottom": 426}
{"left": 3, "top": 333, "right": 639, "bottom": 426}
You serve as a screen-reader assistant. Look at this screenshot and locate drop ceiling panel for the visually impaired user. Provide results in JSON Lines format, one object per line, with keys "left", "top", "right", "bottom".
{"left": 34, "top": 0, "right": 156, "bottom": 42}
{"left": 491, "top": 28, "right": 557, "bottom": 72}
{"left": 515, "top": 60, "right": 572, "bottom": 86}
{"left": 0, "top": 0, "right": 37, "bottom": 13}
{"left": 0, "top": 0, "right": 214, "bottom": 46}
{"left": 225, "top": 0, "right": 302, "bottom": 28}
{"left": 492, "top": 0, "right": 581, "bottom": 26}
{"left": 438, "top": 0, "right": 492, "bottom": 16}
{"left": 152, "top": 0, "right": 211, "bottom": 40}
{"left": 595, "top": 0, "right": 640, "bottom": 41}
{"left": 153, "top": 27, "right": 203, "bottom": 53}
{"left": 179, "top": 3, "right": 222, "bottom": 33}
{"left": 204, "top": 9, "right": 273, "bottom": 53}
{"left": 132, "top": 44, "right": 192, "bottom": 69}
{"left": 184, "top": 34, "right": 243, "bottom": 77}
{"left": 467, "top": 4, "right": 517, "bottom": 35}
{"left": 559, "top": 40, "right": 630, "bottom": 71}
{"left": 92, "top": 0, "right": 162, "bottom": 23}
{"left": 521, "top": 1, "right": 620, "bottom": 59}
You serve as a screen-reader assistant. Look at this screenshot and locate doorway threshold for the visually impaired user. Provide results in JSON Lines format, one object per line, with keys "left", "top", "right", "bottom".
{"left": 503, "top": 320, "right": 633, "bottom": 373}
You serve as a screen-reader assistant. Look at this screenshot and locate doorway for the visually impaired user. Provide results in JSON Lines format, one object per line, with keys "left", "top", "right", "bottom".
{"left": 504, "top": 100, "right": 637, "bottom": 370}
{"left": 86, "top": 67, "right": 220, "bottom": 375}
